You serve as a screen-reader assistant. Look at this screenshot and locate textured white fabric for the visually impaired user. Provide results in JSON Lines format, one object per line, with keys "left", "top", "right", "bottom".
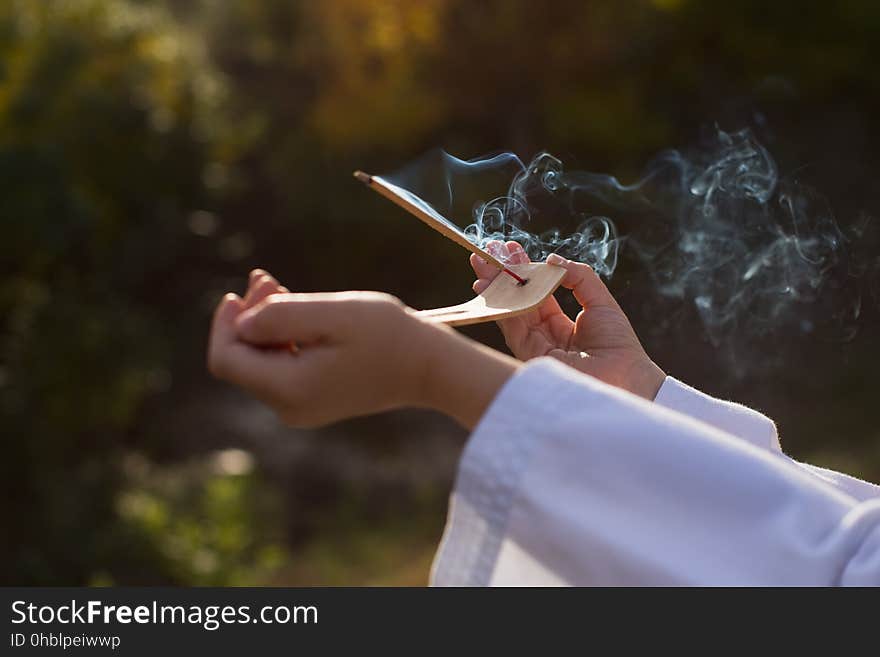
{"left": 656, "top": 376, "right": 880, "bottom": 501}
{"left": 655, "top": 376, "right": 781, "bottom": 452}
{"left": 431, "top": 358, "right": 880, "bottom": 586}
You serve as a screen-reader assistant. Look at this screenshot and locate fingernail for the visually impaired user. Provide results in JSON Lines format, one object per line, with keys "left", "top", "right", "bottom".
{"left": 250, "top": 269, "right": 266, "bottom": 280}
{"left": 547, "top": 253, "right": 566, "bottom": 265}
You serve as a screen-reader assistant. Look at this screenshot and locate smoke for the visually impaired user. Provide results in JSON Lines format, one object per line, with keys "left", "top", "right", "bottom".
{"left": 462, "top": 152, "right": 621, "bottom": 277}
{"left": 623, "top": 127, "right": 859, "bottom": 344}
{"left": 384, "top": 149, "right": 622, "bottom": 276}
{"left": 384, "top": 127, "right": 878, "bottom": 345}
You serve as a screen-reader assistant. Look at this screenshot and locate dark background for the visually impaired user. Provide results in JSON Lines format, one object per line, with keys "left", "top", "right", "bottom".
{"left": 2, "top": 0, "right": 878, "bottom": 585}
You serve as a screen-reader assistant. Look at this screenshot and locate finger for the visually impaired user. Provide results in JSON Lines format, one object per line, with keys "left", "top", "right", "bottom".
{"left": 244, "top": 274, "right": 268, "bottom": 307}
{"left": 245, "top": 269, "right": 287, "bottom": 304}
{"left": 547, "top": 254, "right": 619, "bottom": 310}
{"left": 249, "top": 268, "right": 269, "bottom": 285}
{"left": 235, "top": 294, "right": 349, "bottom": 346}
{"left": 546, "top": 347, "right": 593, "bottom": 373}
{"left": 245, "top": 268, "right": 271, "bottom": 296}
{"left": 496, "top": 314, "right": 529, "bottom": 350}
{"left": 505, "top": 241, "right": 530, "bottom": 265}
{"left": 244, "top": 270, "right": 265, "bottom": 306}
{"left": 245, "top": 275, "right": 286, "bottom": 309}
{"left": 209, "top": 291, "right": 309, "bottom": 403}
{"left": 247, "top": 275, "right": 297, "bottom": 350}
{"left": 208, "top": 292, "right": 244, "bottom": 376}
{"left": 472, "top": 278, "right": 491, "bottom": 295}
{"left": 487, "top": 239, "right": 510, "bottom": 263}
{"left": 470, "top": 253, "right": 501, "bottom": 281}
{"left": 256, "top": 269, "right": 287, "bottom": 292}
{"left": 211, "top": 293, "right": 243, "bottom": 345}
{"left": 213, "top": 338, "right": 303, "bottom": 403}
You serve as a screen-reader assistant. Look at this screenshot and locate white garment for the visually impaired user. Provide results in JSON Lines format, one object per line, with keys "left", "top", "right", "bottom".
{"left": 431, "top": 358, "right": 880, "bottom": 586}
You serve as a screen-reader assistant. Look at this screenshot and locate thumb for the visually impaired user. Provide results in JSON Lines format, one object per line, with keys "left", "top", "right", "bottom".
{"left": 235, "top": 293, "right": 346, "bottom": 346}
{"left": 547, "top": 254, "right": 619, "bottom": 310}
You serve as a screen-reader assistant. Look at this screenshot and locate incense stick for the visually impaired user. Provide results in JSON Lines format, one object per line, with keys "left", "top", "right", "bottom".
{"left": 354, "top": 170, "right": 528, "bottom": 285}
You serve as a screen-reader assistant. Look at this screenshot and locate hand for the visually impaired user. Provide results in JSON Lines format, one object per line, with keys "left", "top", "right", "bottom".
{"left": 209, "top": 280, "right": 429, "bottom": 427}
{"left": 208, "top": 270, "right": 519, "bottom": 428}
{"left": 471, "top": 241, "right": 665, "bottom": 400}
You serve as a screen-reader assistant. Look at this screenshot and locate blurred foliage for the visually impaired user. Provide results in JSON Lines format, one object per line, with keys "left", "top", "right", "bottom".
{"left": 110, "top": 451, "right": 286, "bottom": 586}
{"left": 1, "top": 0, "right": 879, "bottom": 584}
{"left": 0, "top": 0, "right": 232, "bottom": 583}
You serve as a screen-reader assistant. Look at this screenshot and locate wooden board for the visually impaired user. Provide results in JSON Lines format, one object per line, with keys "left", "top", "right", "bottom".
{"left": 414, "top": 262, "right": 565, "bottom": 327}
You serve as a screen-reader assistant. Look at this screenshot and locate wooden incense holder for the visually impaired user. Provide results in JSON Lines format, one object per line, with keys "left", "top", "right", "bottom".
{"left": 412, "top": 261, "right": 565, "bottom": 326}
{"left": 354, "top": 170, "right": 565, "bottom": 327}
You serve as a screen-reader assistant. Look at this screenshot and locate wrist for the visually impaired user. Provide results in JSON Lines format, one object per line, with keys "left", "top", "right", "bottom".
{"left": 627, "top": 358, "right": 666, "bottom": 401}
{"left": 413, "top": 319, "right": 519, "bottom": 429}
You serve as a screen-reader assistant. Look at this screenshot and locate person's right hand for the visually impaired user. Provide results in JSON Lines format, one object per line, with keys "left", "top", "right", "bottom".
{"left": 471, "top": 241, "right": 665, "bottom": 400}
{"left": 209, "top": 286, "right": 432, "bottom": 428}
{"left": 208, "top": 269, "right": 520, "bottom": 429}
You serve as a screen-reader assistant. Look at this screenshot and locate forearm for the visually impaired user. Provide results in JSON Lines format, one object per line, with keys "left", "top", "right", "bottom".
{"left": 416, "top": 321, "right": 520, "bottom": 430}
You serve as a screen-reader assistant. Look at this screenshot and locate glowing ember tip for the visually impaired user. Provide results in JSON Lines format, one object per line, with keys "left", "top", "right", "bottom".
{"left": 353, "top": 170, "right": 372, "bottom": 184}
{"left": 503, "top": 268, "right": 528, "bottom": 285}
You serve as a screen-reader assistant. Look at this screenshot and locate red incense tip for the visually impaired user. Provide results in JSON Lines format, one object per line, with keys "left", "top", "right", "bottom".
{"left": 503, "top": 268, "right": 528, "bottom": 285}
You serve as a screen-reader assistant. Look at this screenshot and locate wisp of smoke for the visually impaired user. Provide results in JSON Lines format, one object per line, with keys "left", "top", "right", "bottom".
{"left": 625, "top": 128, "right": 855, "bottom": 344}
{"left": 384, "top": 149, "right": 621, "bottom": 276}
{"left": 384, "top": 128, "right": 877, "bottom": 345}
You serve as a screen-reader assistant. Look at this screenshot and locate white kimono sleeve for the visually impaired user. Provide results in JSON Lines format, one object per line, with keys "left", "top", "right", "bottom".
{"left": 656, "top": 376, "right": 880, "bottom": 502}
{"left": 430, "top": 358, "right": 880, "bottom": 586}
{"left": 654, "top": 376, "right": 781, "bottom": 452}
